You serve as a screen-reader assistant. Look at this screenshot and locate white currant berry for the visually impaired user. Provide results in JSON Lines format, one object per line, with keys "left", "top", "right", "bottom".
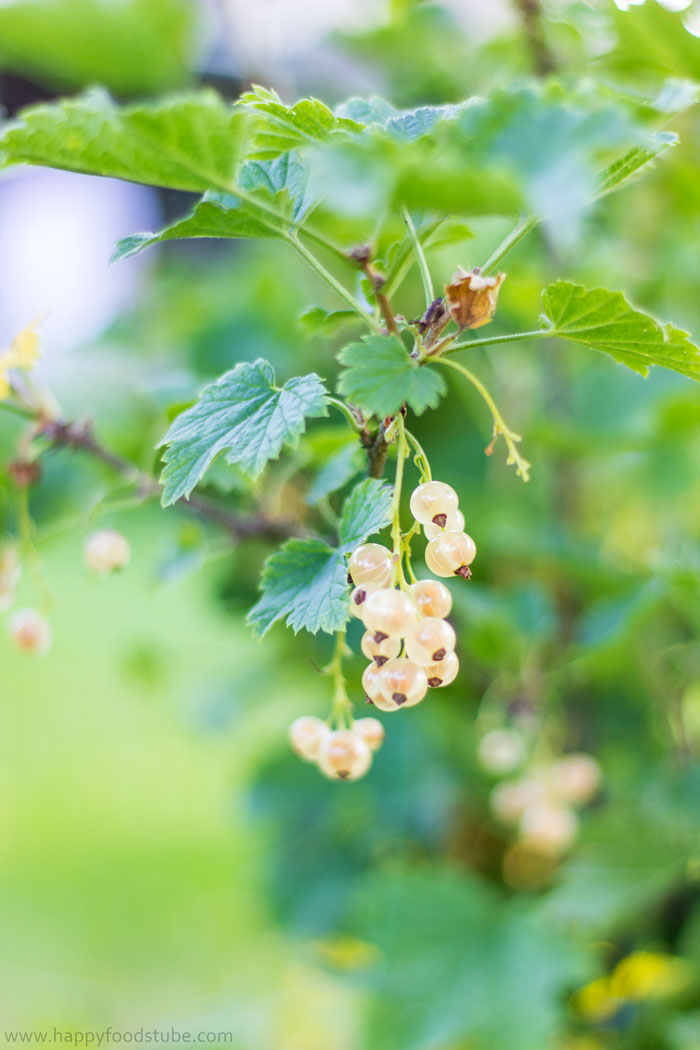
{"left": 490, "top": 777, "right": 548, "bottom": 825}
{"left": 84, "top": 529, "right": 131, "bottom": 573}
{"left": 425, "top": 531, "right": 476, "bottom": 578}
{"left": 349, "top": 582, "right": 380, "bottom": 619}
{"left": 353, "top": 717, "right": 385, "bottom": 751}
{"left": 318, "top": 729, "right": 372, "bottom": 781}
{"left": 360, "top": 630, "right": 401, "bottom": 666}
{"left": 519, "top": 802, "right": 578, "bottom": 855}
{"left": 478, "top": 729, "right": 525, "bottom": 775}
{"left": 8, "top": 608, "right": 52, "bottom": 655}
{"left": 378, "top": 658, "right": 428, "bottom": 708}
{"left": 404, "top": 617, "right": 456, "bottom": 666}
{"left": 409, "top": 481, "right": 460, "bottom": 527}
{"left": 549, "top": 754, "right": 601, "bottom": 806}
{"left": 289, "top": 716, "right": 330, "bottom": 762}
{"left": 425, "top": 650, "right": 459, "bottom": 688}
{"left": 362, "top": 588, "right": 416, "bottom": 636}
{"left": 424, "top": 509, "right": 466, "bottom": 541}
{"left": 409, "top": 579, "right": 452, "bottom": 618}
{"left": 362, "top": 662, "right": 384, "bottom": 705}
{"left": 348, "top": 543, "right": 392, "bottom": 587}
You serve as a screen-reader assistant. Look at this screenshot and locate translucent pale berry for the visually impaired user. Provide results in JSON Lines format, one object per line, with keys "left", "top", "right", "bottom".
{"left": 8, "top": 608, "right": 52, "bottom": 655}
{"left": 519, "top": 802, "right": 578, "bottom": 855}
{"left": 289, "top": 715, "right": 330, "bottom": 762}
{"left": 318, "top": 730, "right": 372, "bottom": 781}
{"left": 490, "top": 777, "right": 548, "bottom": 825}
{"left": 409, "top": 579, "right": 452, "bottom": 619}
{"left": 362, "top": 588, "right": 416, "bottom": 636}
{"left": 405, "top": 617, "right": 456, "bottom": 666}
{"left": 360, "top": 630, "right": 401, "bottom": 666}
{"left": 362, "top": 663, "right": 384, "bottom": 705}
{"left": 353, "top": 717, "right": 385, "bottom": 751}
{"left": 410, "top": 481, "right": 459, "bottom": 527}
{"left": 478, "top": 729, "right": 525, "bottom": 775}
{"left": 378, "top": 658, "right": 428, "bottom": 708}
{"left": 549, "top": 754, "right": 601, "bottom": 805}
{"left": 425, "top": 532, "right": 476, "bottom": 578}
{"left": 423, "top": 509, "right": 465, "bottom": 541}
{"left": 348, "top": 544, "right": 392, "bottom": 587}
{"left": 349, "top": 583, "right": 380, "bottom": 619}
{"left": 84, "top": 529, "right": 131, "bottom": 573}
{"left": 425, "top": 650, "right": 459, "bottom": 688}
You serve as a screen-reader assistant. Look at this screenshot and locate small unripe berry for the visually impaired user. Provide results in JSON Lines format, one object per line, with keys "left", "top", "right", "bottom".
{"left": 360, "top": 630, "right": 401, "bottom": 666}
{"left": 549, "top": 753, "right": 601, "bottom": 805}
{"left": 424, "top": 509, "right": 466, "bottom": 541}
{"left": 425, "top": 650, "right": 459, "bottom": 687}
{"left": 425, "top": 531, "right": 476, "bottom": 578}
{"left": 405, "top": 617, "right": 456, "bottom": 666}
{"left": 410, "top": 481, "right": 459, "bottom": 527}
{"left": 519, "top": 802, "right": 578, "bottom": 855}
{"left": 353, "top": 717, "right": 385, "bottom": 751}
{"left": 84, "top": 529, "right": 131, "bottom": 574}
{"left": 289, "top": 715, "right": 330, "bottom": 762}
{"left": 378, "top": 658, "right": 428, "bottom": 708}
{"left": 8, "top": 607, "right": 52, "bottom": 655}
{"left": 478, "top": 729, "right": 525, "bottom": 775}
{"left": 349, "top": 583, "right": 379, "bottom": 619}
{"left": 409, "top": 579, "right": 452, "bottom": 618}
{"left": 318, "top": 729, "right": 372, "bottom": 781}
{"left": 348, "top": 543, "right": 392, "bottom": 587}
{"left": 362, "top": 588, "right": 416, "bottom": 636}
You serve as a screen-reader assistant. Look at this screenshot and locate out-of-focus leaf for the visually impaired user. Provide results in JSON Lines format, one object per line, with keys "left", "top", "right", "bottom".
{"left": 337, "top": 335, "right": 446, "bottom": 417}
{"left": 247, "top": 478, "right": 392, "bottom": 636}
{"left": 350, "top": 862, "right": 591, "bottom": 1050}
{"left": 0, "top": 89, "right": 250, "bottom": 193}
{"left": 299, "top": 308, "right": 359, "bottom": 338}
{"left": 306, "top": 443, "right": 364, "bottom": 506}
{"left": 0, "top": 0, "right": 192, "bottom": 95}
{"left": 541, "top": 281, "right": 700, "bottom": 382}
{"left": 160, "top": 360, "right": 328, "bottom": 505}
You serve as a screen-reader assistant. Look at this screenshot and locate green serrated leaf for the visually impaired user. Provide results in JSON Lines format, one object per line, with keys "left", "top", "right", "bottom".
{"left": 248, "top": 478, "right": 392, "bottom": 637}
{"left": 597, "top": 132, "right": 677, "bottom": 197}
{"left": 541, "top": 281, "right": 700, "bottom": 382}
{"left": 299, "top": 307, "right": 359, "bottom": 338}
{"left": 111, "top": 153, "right": 313, "bottom": 261}
{"left": 337, "top": 335, "right": 446, "bottom": 418}
{"left": 159, "top": 360, "right": 328, "bottom": 506}
{"left": 0, "top": 88, "right": 249, "bottom": 193}
{"left": 243, "top": 85, "right": 363, "bottom": 159}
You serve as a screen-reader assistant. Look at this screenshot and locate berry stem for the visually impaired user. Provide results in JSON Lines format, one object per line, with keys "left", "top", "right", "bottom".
{"left": 400, "top": 204, "right": 434, "bottom": 306}
{"left": 328, "top": 628, "right": 354, "bottom": 729}
{"left": 390, "top": 414, "right": 410, "bottom": 589}
{"left": 404, "top": 427, "right": 432, "bottom": 482}
{"left": 436, "top": 357, "right": 531, "bottom": 481}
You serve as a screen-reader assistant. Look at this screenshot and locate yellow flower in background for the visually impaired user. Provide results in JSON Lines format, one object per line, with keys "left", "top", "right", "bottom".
{"left": 573, "top": 950, "right": 691, "bottom": 1024}
{"left": 0, "top": 321, "right": 42, "bottom": 399}
{"left": 311, "top": 935, "right": 381, "bottom": 972}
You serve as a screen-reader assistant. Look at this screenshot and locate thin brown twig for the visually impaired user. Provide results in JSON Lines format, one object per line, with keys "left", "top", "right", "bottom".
{"left": 513, "top": 0, "right": 557, "bottom": 76}
{"left": 37, "top": 418, "right": 298, "bottom": 543}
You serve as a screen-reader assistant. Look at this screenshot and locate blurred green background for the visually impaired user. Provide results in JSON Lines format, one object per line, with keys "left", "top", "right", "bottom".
{"left": 3, "top": 1, "right": 700, "bottom": 1048}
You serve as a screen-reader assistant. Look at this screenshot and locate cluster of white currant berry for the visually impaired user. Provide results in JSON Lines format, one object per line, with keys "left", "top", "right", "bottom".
{"left": 289, "top": 715, "right": 385, "bottom": 780}
{"left": 350, "top": 481, "right": 475, "bottom": 713}
{"left": 488, "top": 745, "right": 601, "bottom": 857}
{"left": 1, "top": 529, "right": 130, "bottom": 657}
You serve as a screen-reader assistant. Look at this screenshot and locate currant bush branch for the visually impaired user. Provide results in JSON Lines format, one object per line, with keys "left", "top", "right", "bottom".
{"left": 436, "top": 357, "right": 531, "bottom": 481}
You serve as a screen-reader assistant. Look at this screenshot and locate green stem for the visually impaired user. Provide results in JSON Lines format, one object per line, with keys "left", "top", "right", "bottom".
{"left": 223, "top": 183, "right": 347, "bottom": 263}
{"left": 286, "top": 233, "right": 381, "bottom": 334}
{"left": 383, "top": 218, "right": 446, "bottom": 300}
{"left": 328, "top": 628, "right": 353, "bottom": 728}
{"left": 327, "top": 397, "right": 363, "bottom": 432}
{"left": 400, "top": 205, "right": 434, "bottom": 305}
{"left": 390, "top": 416, "right": 409, "bottom": 588}
{"left": 0, "top": 399, "right": 35, "bottom": 421}
{"left": 481, "top": 215, "right": 537, "bottom": 275}
{"left": 440, "top": 329, "right": 547, "bottom": 356}
{"left": 437, "top": 357, "right": 531, "bottom": 481}
{"left": 404, "top": 427, "right": 432, "bottom": 482}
